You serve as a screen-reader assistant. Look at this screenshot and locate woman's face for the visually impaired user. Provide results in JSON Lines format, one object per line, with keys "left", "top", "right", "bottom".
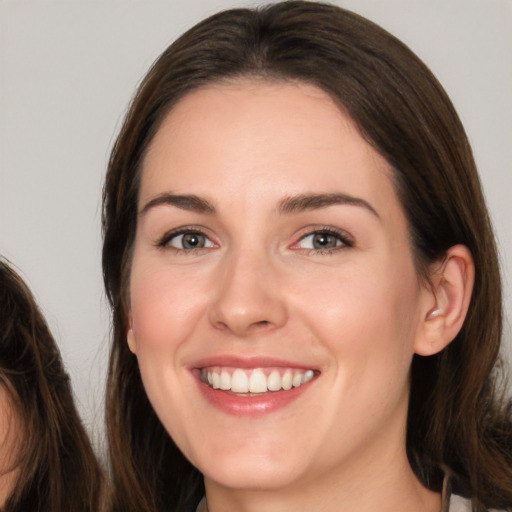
{"left": 128, "top": 80, "right": 434, "bottom": 492}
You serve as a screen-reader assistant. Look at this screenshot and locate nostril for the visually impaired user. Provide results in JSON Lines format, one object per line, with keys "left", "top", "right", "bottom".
{"left": 252, "top": 320, "right": 271, "bottom": 329}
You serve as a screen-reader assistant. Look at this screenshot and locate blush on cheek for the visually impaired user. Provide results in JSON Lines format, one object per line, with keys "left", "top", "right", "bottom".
{"left": 130, "top": 271, "right": 207, "bottom": 356}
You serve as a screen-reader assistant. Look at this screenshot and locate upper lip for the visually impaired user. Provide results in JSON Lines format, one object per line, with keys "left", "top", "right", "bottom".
{"left": 191, "top": 355, "right": 319, "bottom": 371}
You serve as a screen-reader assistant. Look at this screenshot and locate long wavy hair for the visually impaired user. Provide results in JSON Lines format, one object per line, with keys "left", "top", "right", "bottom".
{"left": 102, "top": 2, "right": 512, "bottom": 511}
{"left": 0, "top": 259, "right": 103, "bottom": 512}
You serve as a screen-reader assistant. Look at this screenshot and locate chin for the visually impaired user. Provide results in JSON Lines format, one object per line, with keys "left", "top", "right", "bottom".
{"left": 198, "top": 451, "right": 306, "bottom": 492}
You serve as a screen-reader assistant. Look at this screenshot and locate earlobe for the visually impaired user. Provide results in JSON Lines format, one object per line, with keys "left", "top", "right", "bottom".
{"left": 127, "top": 314, "right": 137, "bottom": 354}
{"left": 414, "top": 244, "right": 475, "bottom": 356}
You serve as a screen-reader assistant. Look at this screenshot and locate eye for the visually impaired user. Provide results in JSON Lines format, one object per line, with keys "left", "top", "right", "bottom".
{"left": 161, "top": 230, "right": 215, "bottom": 250}
{"left": 294, "top": 228, "right": 353, "bottom": 252}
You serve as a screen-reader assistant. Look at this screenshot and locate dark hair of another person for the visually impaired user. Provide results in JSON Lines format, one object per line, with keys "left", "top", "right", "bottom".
{"left": 0, "top": 260, "right": 103, "bottom": 512}
{"left": 101, "top": 2, "right": 512, "bottom": 511}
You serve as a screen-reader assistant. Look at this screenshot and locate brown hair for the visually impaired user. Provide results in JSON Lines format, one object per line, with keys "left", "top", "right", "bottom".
{"left": 0, "top": 259, "right": 103, "bottom": 512}
{"left": 102, "top": 2, "right": 512, "bottom": 511}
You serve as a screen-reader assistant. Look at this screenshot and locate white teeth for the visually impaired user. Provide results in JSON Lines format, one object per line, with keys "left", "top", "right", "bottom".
{"left": 292, "top": 373, "right": 302, "bottom": 387}
{"left": 231, "top": 369, "right": 249, "bottom": 393}
{"left": 282, "top": 370, "right": 293, "bottom": 390}
{"left": 267, "top": 370, "right": 282, "bottom": 391}
{"left": 201, "top": 367, "right": 316, "bottom": 394}
{"left": 248, "top": 369, "right": 267, "bottom": 393}
{"left": 220, "top": 370, "right": 231, "bottom": 390}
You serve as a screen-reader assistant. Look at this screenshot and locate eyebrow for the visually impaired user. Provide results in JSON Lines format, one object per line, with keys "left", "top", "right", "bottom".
{"left": 140, "top": 193, "right": 216, "bottom": 216}
{"left": 278, "top": 193, "right": 380, "bottom": 219}
{"left": 139, "top": 191, "right": 380, "bottom": 219}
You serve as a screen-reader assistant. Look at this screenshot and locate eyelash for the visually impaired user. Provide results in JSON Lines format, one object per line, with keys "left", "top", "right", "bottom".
{"left": 292, "top": 227, "right": 354, "bottom": 254}
{"left": 156, "top": 226, "right": 354, "bottom": 254}
{"left": 156, "top": 227, "right": 216, "bottom": 253}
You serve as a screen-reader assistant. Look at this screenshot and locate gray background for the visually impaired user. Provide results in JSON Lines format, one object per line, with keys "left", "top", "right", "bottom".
{"left": 1, "top": 0, "right": 511, "bottom": 443}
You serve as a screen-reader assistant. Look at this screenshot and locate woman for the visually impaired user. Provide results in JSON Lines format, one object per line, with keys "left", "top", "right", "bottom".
{"left": 0, "top": 260, "right": 103, "bottom": 511}
{"left": 102, "top": 2, "right": 512, "bottom": 511}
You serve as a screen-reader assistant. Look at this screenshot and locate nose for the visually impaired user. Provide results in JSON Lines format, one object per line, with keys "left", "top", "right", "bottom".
{"left": 208, "top": 249, "right": 288, "bottom": 337}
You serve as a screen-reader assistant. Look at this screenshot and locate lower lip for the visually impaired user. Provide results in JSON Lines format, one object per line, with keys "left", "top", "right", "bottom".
{"left": 195, "top": 374, "right": 314, "bottom": 416}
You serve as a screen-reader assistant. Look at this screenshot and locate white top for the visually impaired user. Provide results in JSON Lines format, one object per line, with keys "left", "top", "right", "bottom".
{"left": 449, "top": 494, "right": 505, "bottom": 512}
{"left": 449, "top": 494, "right": 472, "bottom": 512}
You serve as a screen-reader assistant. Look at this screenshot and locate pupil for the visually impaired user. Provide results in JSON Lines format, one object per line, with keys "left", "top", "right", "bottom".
{"left": 183, "top": 234, "right": 204, "bottom": 249}
{"left": 313, "top": 233, "right": 336, "bottom": 249}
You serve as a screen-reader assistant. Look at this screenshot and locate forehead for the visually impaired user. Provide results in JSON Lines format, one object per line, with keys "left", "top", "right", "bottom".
{"left": 140, "top": 79, "right": 399, "bottom": 220}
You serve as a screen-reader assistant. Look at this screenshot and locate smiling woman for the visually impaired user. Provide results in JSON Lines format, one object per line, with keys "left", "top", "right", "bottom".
{"left": 101, "top": 2, "right": 512, "bottom": 512}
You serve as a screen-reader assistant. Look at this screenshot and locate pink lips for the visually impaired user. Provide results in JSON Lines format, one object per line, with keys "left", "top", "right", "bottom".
{"left": 192, "top": 355, "right": 315, "bottom": 370}
{"left": 191, "top": 356, "right": 318, "bottom": 416}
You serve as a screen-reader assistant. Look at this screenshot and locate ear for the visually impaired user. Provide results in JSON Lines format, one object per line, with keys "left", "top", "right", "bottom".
{"left": 414, "top": 244, "right": 475, "bottom": 356}
{"left": 126, "top": 313, "right": 137, "bottom": 354}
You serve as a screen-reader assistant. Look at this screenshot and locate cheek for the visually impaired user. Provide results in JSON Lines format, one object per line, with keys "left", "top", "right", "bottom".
{"left": 127, "top": 263, "right": 206, "bottom": 441}
{"left": 291, "top": 254, "right": 422, "bottom": 373}
{"left": 129, "top": 262, "right": 209, "bottom": 353}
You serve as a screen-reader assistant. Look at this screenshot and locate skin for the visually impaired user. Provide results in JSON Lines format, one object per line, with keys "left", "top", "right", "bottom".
{"left": 127, "top": 80, "right": 472, "bottom": 512}
{"left": 0, "top": 386, "right": 20, "bottom": 507}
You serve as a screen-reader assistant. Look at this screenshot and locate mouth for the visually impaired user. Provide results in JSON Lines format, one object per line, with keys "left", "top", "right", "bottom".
{"left": 199, "top": 366, "right": 317, "bottom": 394}
{"left": 192, "top": 357, "right": 320, "bottom": 415}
